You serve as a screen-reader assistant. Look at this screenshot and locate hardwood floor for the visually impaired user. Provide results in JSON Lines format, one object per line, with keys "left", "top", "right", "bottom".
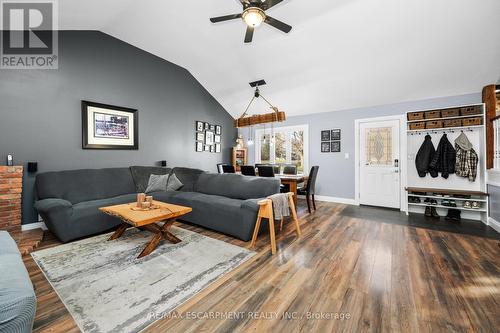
{"left": 24, "top": 201, "right": 500, "bottom": 332}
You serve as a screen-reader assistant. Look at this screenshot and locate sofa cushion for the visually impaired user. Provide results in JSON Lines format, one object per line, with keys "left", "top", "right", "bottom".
{"left": 145, "top": 174, "right": 169, "bottom": 193}
{"left": 171, "top": 167, "right": 206, "bottom": 192}
{"left": 167, "top": 173, "right": 183, "bottom": 191}
{"left": 195, "top": 173, "right": 281, "bottom": 200}
{"left": 130, "top": 166, "right": 171, "bottom": 193}
{"left": 36, "top": 168, "right": 136, "bottom": 204}
{"left": 73, "top": 193, "right": 138, "bottom": 212}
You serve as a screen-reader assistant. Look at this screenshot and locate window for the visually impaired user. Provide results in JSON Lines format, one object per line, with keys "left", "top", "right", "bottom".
{"left": 255, "top": 125, "right": 309, "bottom": 174}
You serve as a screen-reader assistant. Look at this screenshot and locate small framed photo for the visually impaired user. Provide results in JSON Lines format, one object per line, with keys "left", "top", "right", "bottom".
{"left": 331, "top": 129, "right": 341, "bottom": 141}
{"left": 204, "top": 122, "right": 210, "bottom": 130}
{"left": 196, "top": 132, "right": 205, "bottom": 141}
{"left": 215, "top": 144, "right": 221, "bottom": 153}
{"left": 196, "top": 142, "right": 203, "bottom": 152}
{"left": 196, "top": 121, "right": 204, "bottom": 132}
{"left": 204, "top": 145, "right": 210, "bottom": 152}
{"left": 321, "top": 142, "right": 330, "bottom": 153}
{"left": 331, "top": 141, "right": 341, "bottom": 152}
{"left": 214, "top": 135, "right": 221, "bottom": 143}
{"left": 210, "top": 145, "right": 215, "bottom": 153}
{"left": 321, "top": 130, "right": 331, "bottom": 141}
{"left": 205, "top": 131, "right": 214, "bottom": 145}
{"left": 209, "top": 124, "right": 215, "bottom": 131}
{"left": 215, "top": 125, "right": 221, "bottom": 135}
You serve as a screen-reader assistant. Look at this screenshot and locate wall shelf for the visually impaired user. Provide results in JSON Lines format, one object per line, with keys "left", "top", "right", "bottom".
{"left": 406, "top": 125, "right": 484, "bottom": 134}
{"left": 407, "top": 114, "right": 484, "bottom": 123}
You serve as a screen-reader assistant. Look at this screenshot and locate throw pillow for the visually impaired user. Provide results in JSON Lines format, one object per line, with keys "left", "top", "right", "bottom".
{"left": 145, "top": 174, "right": 169, "bottom": 193}
{"left": 166, "top": 173, "right": 183, "bottom": 191}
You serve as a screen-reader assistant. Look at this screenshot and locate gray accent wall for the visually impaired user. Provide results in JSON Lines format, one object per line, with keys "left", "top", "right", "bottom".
{"left": 0, "top": 31, "right": 237, "bottom": 224}
{"left": 243, "top": 93, "right": 481, "bottom": 199}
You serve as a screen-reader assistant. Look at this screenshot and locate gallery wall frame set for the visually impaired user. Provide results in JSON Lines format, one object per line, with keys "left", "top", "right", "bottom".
{"left": 82, "top": 101, "right": 138, "bottom": 150}
{"left": 321, "top": 129, "right": 341, "bottom": 153}
{"left": 196, "top": 121, "right": 221, "bottom": 153}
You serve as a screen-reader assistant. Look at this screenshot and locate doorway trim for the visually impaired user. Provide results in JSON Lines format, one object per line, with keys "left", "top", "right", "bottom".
{"left": 354, "top": 115, "right": 407, "bottom": 210}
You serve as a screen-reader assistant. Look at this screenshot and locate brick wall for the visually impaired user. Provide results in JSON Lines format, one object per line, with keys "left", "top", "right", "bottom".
{"left": 0, "top": 166, "right": 23, "bottom": 231}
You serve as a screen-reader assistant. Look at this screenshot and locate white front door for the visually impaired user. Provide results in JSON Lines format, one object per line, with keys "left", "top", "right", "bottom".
{"left": 359, "top": 119, "right": 401, "bottom": 208}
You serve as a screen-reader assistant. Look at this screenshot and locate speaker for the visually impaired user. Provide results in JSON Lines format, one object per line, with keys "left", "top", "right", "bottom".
{"left": 160, "top": 160, "right": 167, "bottom": 167}
{"left": 27, "top": 162, "right": 38, "bottom": 173}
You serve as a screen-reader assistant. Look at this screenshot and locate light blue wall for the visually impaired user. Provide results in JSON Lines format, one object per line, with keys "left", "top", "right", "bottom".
{"left": 242, "top": 93, "right": 481, "bottom": 199}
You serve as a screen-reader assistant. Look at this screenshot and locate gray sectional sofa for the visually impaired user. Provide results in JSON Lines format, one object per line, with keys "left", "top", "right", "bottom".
{"left": 0, "top": 231, "right": 36, "bottom": 333}
{"left": 35, "top": 166, "right": 280, "bottom": 243}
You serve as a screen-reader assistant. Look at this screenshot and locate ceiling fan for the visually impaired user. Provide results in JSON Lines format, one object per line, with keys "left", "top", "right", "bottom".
{"left": 210, "top": 0, "right": 292, "bottom": 43}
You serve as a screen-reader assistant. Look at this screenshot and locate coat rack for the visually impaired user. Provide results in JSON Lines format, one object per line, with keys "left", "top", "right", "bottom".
{"left": 407, "top": 125, "right": 481, "bottom": 135}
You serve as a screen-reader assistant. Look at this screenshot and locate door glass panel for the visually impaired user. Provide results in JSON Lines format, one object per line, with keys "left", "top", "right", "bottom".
{"left": 291, "top": 130, "right": 304, "bottom": 173}
{"left": 260, "top": 134, "right": 271, "bottom": 164}
{"left": 365, "top": 127, "right": 392, "bottom": 166}
{"left": 274, "top": 133, "right": 286, "bottom": 165}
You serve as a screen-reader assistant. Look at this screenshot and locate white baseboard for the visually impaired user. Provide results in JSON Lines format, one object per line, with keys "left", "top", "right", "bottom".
{"left": 21, "top": 222, "right": 47, "bottom": 231}
{"left": 487, "top": 217, "right": 500, "bottom": 234}
{"left": 311, "top": 195, "right": 357, "bottom": 205}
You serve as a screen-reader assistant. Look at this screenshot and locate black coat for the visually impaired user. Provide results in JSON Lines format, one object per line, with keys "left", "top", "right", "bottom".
{"left": 429, "top": 134, "right": 456, "bottom": 179}
{"left": 415, "top": 135, "right": 437, "bottom": 178}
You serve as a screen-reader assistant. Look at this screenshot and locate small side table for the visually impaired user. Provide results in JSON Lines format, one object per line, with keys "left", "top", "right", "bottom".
{"left": 250, "top": 192, "right": 301, "bottom": 255}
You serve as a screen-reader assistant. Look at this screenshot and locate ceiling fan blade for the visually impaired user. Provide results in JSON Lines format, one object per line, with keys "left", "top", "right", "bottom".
{"left": 244, "top": 26, "right": 254, "bottom": 43}
{"left": 210, "top": 13, "right": 242, "bottom": 23}
{"left": 262, "top": 0, "right": 286, "bottom": 10}
{"left": 264, "top": 16, "right": 292, "bottom": 33}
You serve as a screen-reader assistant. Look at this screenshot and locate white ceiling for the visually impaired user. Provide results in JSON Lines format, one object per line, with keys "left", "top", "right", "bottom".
{"left": 60, "top": 0, "right": 500, "bottom": 118}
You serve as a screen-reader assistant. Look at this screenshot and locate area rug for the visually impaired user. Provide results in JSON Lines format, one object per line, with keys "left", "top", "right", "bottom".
{"left": 31, "top": 227, "right": 255, "bottom": 333}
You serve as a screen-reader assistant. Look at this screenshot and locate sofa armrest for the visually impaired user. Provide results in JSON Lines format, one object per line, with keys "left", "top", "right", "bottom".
{"left": 240, "top": 199, "right": 261, "bottom": 212}
{"left": 34, "top": 198, "right": 73, "bottom": 214}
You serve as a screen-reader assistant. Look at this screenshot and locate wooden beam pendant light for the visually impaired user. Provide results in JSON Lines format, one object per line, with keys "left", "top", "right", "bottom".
{"left": 234, "top": 81, "right": 286, "bottom": 128}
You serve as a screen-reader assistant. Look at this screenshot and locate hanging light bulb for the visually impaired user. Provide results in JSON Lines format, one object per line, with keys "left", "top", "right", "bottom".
{"left": 247, "top": 125, "right": 254, "bottom": 146}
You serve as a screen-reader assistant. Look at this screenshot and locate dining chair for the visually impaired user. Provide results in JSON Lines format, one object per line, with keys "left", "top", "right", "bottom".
{"left": 271, "top": 164, "right": 281, "bottom": 175}
{"left": 257, "top": 166, "right": 275, "bottom": 177}
{"left": 216, "top": 163, "right": 227, "bottom": 174}
{"left": 221, "top": 165, "right": 236, "bottom": 173}
{"left": 241, "top": 165, "right": 256, "bottom": 176}
{"left": 297, "top": 166, "right": 319, "bottom": 213}
{"left": 282, "top": 165, "right": 297, "bottom": 175}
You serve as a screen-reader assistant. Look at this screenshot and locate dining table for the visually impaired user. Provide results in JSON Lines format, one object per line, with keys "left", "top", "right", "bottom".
{"left": 275, "top": 174, "right": 307, "bottom": 205}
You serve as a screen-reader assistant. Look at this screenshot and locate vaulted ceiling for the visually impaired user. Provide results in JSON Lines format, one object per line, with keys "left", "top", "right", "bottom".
{"left": 60, "top": 0, "right": 500, "bottom": 118}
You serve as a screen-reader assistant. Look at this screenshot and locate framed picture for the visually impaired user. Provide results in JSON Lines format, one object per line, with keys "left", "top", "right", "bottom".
{"left": 331, "top": 129, "right": 341, "bottom": 141}
{"left": 215, "top": 144, "right": 221, "bottom": 153}
{"left": 321, "top": 130, "right": 331, "bottom": 141}
{"left": 196, "top": 121, "right": 204, "bottom": 132}
{"left": 204, "top": 122, "right": 210, "bottom": 130}
{"left": 204, "top": 145, "right": 210, "bottom": 152}
{"left": 196, "top": 142, "right": 203, "bottom": 152}
{"left": 214, "top": 135, "right": 221, "bottom": 143}
{"left": 321, "top": 142, "right": 330, "bottom": 153}
{"left": 196, "top": 132, "right": 205, "bottom": 141}
{"left": 331, "top": 141, "right": 341, "bottom": 152}
{"left": 210, "top": 145, "right": 215, "bottom": 153}
{"left": 215, "top": 125, "right": 221, "bottom": 135}
{"left": 205, "top": 131, "right": 215, "bottom": 145}
{"left": 209, "top": 124, "right": 215, "bottom": 131}
{"left": 82, "top": 101, "right": 138, "bottom": 150}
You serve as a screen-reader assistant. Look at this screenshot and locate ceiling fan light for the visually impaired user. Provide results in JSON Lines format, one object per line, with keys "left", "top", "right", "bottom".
{"left": 242, "top": 8, "right": 265, "bottom": 27}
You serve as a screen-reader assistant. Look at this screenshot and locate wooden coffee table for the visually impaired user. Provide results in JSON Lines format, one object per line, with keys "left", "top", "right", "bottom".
{"left": 99, "top": 201, "right": 192, "bottom": 258}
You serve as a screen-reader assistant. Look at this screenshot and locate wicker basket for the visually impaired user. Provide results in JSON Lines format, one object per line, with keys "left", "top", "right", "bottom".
{"left": 462, "top": 117, "right": 482, "bottom": 126}
{"left": 409, "top": 122, "right": 426, "bottom": 130}
{"left": 424, "top": 110, "right": 441, "bottom": 119}
{"left": 444, "top": 119, "right": 462, "bottom": 127}
{"left": 408, "top": 112, "right": 424, "bottom": 121}
{"left": 441, "top": 108, "right": 460, "bottom": 118}
{"left": 426, "top": 120, "right": 443, "bottom": 129}
{"left": 460, "top": 106, "right": 482, "bottom": 116}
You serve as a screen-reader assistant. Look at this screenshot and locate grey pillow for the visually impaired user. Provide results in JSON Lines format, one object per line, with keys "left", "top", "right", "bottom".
{"left": 166, "top": 173, "right": 183, "bottom": 191}
{"left": 145, "top": 174, "right": 169, "bottom": 193}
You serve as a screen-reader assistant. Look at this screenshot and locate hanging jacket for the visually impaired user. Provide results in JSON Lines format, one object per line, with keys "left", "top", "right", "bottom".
{"left": 415, "top": 135, "right": 438, "bottom": 177}
{"left": 429, "top": 133, "right": 456, "bottom": 179}
{"left": 455, "top": 132, "right": 478, "bottom": 182}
